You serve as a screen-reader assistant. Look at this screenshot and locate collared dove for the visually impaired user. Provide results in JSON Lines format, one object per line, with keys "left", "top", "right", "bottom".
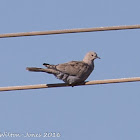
{"left": 26, "top": 51, "right": 100, "bottom": 85}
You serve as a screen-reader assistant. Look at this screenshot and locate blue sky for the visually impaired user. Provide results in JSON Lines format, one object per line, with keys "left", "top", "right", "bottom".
{"left": 0, "top": 0, "right": 140, "bottom": 140}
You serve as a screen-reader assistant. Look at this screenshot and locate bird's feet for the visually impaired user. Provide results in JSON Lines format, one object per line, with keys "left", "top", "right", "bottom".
{"left": 69, "top": 81, "right": 85, "bottom": 87}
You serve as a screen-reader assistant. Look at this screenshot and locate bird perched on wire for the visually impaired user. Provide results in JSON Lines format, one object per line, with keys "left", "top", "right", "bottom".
{"left": 26, "top": 51, "right": 100, "bottom": 86}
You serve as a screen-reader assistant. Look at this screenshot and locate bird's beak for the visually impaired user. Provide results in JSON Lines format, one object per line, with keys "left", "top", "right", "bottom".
{"left": 96, "top": 56, "right": 101, "bottom": 59}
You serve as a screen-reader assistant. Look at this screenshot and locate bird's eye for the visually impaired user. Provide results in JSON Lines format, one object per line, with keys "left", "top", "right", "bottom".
{"left": 91, "top": 55, "right": 93, "bottom": 56}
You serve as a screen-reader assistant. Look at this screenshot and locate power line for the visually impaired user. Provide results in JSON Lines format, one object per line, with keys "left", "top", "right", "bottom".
{"left": 0, "top": 24, "right": 140, "bottom": 38}
{"left": 0, "top": 77, "right": 140, "bottom": 92}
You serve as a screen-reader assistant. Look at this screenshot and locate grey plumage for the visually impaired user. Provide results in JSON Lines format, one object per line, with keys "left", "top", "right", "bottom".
{"left": 26, "top": 51, "right": 100, "bottom": 85}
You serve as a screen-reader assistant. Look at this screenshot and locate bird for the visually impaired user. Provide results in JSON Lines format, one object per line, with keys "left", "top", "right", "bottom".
{"left": 26, "top": 51, "right": 100, "bottom": 86}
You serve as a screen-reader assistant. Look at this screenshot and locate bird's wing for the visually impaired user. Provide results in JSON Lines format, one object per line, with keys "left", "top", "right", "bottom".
{"left": 55, "top": 61, "right": 90, "bottom": 77}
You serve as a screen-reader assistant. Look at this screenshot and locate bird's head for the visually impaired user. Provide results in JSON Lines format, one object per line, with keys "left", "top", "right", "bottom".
{"left": 83, "top": 51, "right": 100, "bottom": 64}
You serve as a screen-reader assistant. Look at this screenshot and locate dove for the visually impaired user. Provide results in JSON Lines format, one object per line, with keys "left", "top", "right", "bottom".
{"left": 26, "top": 51, "right": 100, "bottom": 85}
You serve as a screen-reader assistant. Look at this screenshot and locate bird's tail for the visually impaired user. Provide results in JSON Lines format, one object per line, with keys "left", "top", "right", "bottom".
{"left": 26, "top": 67, "right": 58, "bottom": 74}
{"left": 26, "top": 67, "right": 48, "bottom": 72}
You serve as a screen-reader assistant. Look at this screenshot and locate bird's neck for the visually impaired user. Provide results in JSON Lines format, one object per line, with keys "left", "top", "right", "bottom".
{"left": 83, "top": 59, "right": 94, "bottom": 66}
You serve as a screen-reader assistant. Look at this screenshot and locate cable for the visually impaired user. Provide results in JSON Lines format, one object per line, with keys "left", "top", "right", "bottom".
{"left": 0, "top": 25, "right": 140, "bottom": 38}
{"left": 0, "top": 77, "right": 140, "bottom": 92}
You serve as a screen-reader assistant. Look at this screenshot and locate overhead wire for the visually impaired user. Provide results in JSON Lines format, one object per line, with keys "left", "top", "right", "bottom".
{"left": 0, "top": 24, "right": 140, "bottom": 38}
{"left": 0, "top": 77, "right": 140, "bottom": 92}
